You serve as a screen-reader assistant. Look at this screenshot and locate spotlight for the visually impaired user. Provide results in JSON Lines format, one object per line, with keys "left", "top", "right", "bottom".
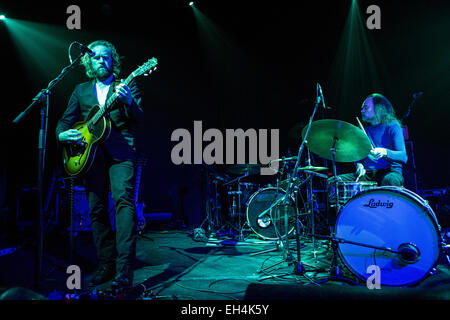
{"left": 0, "top": 15, "right": 6, "bottom": 20}
{"left": 189, "top": 2, "right": 194, "bottom": 6}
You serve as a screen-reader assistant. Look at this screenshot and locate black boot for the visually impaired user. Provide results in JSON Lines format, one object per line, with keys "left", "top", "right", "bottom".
{"left": 88, "top": 265, "right": 115, "bottom": 287}
{"left": 111, "top": 270, "right": 133, "bottom": 290}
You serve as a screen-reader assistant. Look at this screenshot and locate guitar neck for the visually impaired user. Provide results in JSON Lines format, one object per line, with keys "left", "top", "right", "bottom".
{"left": 90, "top": 72, "right": 136, "bottom": 125}
{"left": 86, "top": 56, "right": 157, "bottom": 127}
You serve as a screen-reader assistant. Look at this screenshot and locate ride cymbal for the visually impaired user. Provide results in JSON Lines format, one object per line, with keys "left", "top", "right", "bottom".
{"left": 301, "top": 119, "right": 371, "bottom": 162}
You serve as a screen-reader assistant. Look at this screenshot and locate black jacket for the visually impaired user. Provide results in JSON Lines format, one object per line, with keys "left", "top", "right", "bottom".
{"left": 56, "top": 78, "right": 143, "bottom": 161}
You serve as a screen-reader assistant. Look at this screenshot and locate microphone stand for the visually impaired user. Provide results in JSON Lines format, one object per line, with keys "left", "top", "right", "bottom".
{"left": 257, "top": 87, "right": 322, "bottom": 276}
{"left": 255, "top": 86, "right": 329, "bottom": 280}
{"left": 401, "top": 94, "right": 421, "bottom": 125}
{"left": 307, "top": 233, "right": 415, "bottom": 286}
{"left": 282, "top": 90, "right": 322, "bottom": 275}
{"left": 12, "top": 49, "right": 86, "bottom": 292}
{"left": 256, "top": 87, "right": 323, "bottom": 280}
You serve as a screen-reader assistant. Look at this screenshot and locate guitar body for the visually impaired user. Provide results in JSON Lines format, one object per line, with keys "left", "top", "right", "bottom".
{"left": 61, "top": 57, "right": 158, "bottom": 177}
{"left": 62, "top": 105, "right": 111, "bottom": 176}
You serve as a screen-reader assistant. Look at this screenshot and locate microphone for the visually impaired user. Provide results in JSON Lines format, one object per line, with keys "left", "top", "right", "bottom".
{"left": 74, "top": 42, "right": 95, "bottom": 57}
{"left": 412, "top": 91, "right": 423, "bottom": 99}
{"left": 317, "top": 83, "right": 331, "bottom": 109}
{"left": 397, "top": 243, "right": 420, "bottom": 264}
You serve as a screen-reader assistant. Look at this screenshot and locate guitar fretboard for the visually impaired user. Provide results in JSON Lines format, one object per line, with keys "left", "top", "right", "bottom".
{"left": 89, "top": 72, "right": 136, "bottom": 126}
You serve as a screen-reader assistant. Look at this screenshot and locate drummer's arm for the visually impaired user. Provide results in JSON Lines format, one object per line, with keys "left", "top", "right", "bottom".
{"left": 369, "top": 124, "right": 408, "bottom": 164}
{"left": 368, "top": 123, "right": 407, "bottom": 164}
{"left": 384, "top": 123, "right": 408, "bottom": 164}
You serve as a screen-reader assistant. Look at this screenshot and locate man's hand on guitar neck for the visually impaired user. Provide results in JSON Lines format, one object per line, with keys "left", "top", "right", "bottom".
{"left": 58, "top": 129, "right": 83, "bottom": 144}
{"left": 116, "top": 82, "right": 133, "bottom": 106}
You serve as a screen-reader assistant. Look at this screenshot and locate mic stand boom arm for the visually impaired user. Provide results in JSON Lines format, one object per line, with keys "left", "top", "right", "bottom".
{"left": 12, "top": 52, "right": 85, "bottom": 125}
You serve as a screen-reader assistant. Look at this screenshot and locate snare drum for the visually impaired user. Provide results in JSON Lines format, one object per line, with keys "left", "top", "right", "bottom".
{"left": 327, "top": 180, "right": 377, "bottom": 205}
{"left": 335, "top": 186, "right": 441, "bottom": 286}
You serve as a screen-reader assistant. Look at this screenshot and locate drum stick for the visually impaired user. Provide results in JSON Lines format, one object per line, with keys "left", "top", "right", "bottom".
{"left": 356, "top": 117, "right": 375, "bottom": 149}
{"left": 355, "top": 172, "right": 363, "bottom": 182}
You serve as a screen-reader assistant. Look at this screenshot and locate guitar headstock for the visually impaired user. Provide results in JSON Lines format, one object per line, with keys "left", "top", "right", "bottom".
{"left": 134, "top": 57, "right": 158, "bottom": 78}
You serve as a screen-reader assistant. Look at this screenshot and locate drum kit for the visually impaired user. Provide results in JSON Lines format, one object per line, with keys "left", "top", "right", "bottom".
{"left": 205, "top": 115, "right": 446, "bottom": 287}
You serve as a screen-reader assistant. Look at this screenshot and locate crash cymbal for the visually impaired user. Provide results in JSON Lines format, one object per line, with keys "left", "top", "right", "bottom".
{"left": 298, "top": 165, "right": 328, "bottom": 171}
{"left": 227, "top": 163, "right": 262, "bottom": 175}
{"left": 301, "top": 119, "right": 371, "bottom": 163}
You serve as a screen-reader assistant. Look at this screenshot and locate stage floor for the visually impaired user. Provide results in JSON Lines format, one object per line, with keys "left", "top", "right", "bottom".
{"left": 0, "top": 223, "right": 449, "bottom": 301}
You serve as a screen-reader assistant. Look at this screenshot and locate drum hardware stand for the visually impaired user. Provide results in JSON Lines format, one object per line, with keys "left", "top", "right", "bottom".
{"left": 218, "top": 173, "right": 248, "bottom": 241}
{"left": 330, "top": 137, "right": 342, "bottom": 214}
{"left": 304, "top": 148, "right": 318, "bottom": 261}
{"left": 313, "top": 236, "right": 359, "bottom": 286}
{"left": 200, "top": 165, "right": 229, "bottom": 236}
{"left": 199, "top": 171, "right": 220, "bottom": 237}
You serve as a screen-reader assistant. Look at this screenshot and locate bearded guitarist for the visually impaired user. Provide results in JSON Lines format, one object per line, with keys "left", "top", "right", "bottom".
{"left": 56, "top": 40, "right": 144, "bottom": 290}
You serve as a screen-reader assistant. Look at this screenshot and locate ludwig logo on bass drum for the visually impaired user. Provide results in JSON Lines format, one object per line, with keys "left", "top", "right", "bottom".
{"left": 363, "top": 199, "right": 394, "bottom": 209}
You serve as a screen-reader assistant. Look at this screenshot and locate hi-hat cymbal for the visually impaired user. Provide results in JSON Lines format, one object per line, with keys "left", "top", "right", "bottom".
{"left": 298, "top": 165, "right": 328, "bottom": 171}
{"left": 301, "top": 119, "right": 371, "bottom": 163}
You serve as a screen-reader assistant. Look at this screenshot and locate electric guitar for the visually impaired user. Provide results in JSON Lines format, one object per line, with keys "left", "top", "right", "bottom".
{"left": 62, "top": 57, "right": 158, "bottom": 176}
{"left": 135, "top": 158, "right": 147, "bottom": 233}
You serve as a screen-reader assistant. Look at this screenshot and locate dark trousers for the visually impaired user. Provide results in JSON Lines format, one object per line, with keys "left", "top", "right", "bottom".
{"left": 83, "top": 148, "right": 137, "bottom": 277}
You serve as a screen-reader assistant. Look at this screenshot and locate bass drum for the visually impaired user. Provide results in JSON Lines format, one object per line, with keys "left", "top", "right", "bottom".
{"left": 335, "top": 186, "right": 441, "bottom": 286}
{"left": 246, "top": 187, "right": 297, "bottom": 240}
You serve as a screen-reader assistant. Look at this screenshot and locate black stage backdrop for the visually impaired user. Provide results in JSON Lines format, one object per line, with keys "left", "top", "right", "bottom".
{"left": 1, "top": 0, "right": 449, "bottom": 226}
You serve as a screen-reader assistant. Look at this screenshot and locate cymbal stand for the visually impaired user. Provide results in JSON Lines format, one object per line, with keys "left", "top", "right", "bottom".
{"left": 304, "top": 149, "right": 317, "bottom": 260}
{"left": 330, "top": 137, "right": 341, "bottom": 213}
